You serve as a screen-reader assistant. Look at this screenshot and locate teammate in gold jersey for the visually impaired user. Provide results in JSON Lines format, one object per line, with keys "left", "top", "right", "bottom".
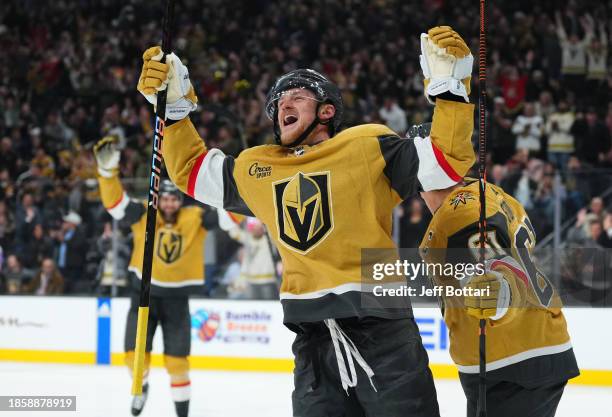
{"left": 94, "top": 136, "right": 234, "bottom": 417}
{"left": 413, "top": 124, "right": 580, "bottom": 417}
{"left": 137, "top": 26, "right": 476, "bottom": 416}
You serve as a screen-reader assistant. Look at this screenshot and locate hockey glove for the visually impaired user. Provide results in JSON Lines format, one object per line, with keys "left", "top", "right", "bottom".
{"left": 420, "top": 26, "right": 473, "bottom": 104}
{"left": 93, "top": 135, "right": 121, "bottom": 178}
{"left": 137, "top": 46, "right": 198, "bottom": 121}
{"left": 463, "top": 259, "right": 512, "bottom": 321}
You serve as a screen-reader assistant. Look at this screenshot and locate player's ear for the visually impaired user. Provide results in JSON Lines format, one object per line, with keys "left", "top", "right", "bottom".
{"left": 318, "top": 103, "right": 336, "bottom": 122}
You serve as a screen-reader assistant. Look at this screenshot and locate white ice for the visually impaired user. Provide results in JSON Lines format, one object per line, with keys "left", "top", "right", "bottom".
{"left": 0, "top": 362, "right": 609, "bottom": 417}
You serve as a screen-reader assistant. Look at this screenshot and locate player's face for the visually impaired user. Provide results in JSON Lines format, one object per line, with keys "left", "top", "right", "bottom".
{"left": 159, "top": 194, "right": 181, "bottom": 217}
{"left": 277, "top": 88, "right": 320, "bottom": 145}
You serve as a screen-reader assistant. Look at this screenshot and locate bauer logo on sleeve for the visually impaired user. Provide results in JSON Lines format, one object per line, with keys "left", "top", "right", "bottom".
{"left": 272, "top": 171, "right": 333, "bottom": 254}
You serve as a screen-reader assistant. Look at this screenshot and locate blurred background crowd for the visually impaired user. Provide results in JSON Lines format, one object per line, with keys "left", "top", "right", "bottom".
{"left": 0, "top": 0, "right": 610, "bottom": 302}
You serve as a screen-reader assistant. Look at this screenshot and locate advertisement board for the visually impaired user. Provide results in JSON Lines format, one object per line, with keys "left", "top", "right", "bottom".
{"left": 0, "top": 296, "right": 610, "bottom": 385}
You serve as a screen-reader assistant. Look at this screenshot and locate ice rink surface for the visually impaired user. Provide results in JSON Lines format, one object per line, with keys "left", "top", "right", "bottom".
{"left": 0, "top": 362, "right": 609, "bottom": 417}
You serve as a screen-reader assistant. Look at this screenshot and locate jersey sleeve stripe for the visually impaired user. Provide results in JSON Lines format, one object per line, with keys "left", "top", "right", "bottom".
{"left": 107, "top": 192, "right": 125, "bottom": 210}
{"left": 414, "top": 135, "right": 461, "bottom": 191}
{"left": 491, "top": 257, "right": 530, "bottom": 288}
{"left": 107, "top": 192, "right": 130, "bottom": 220}
{"left": 431, "top": 141, "right": 462, "bottom": 182}
{"left": 227, "top": 212, "right": 241, "bottom": 224}
{"left": 190, "top": 148, "right": 225, "bottom": 208}
{"left": 187, "top": 151, "right": 207, "bottom": 197}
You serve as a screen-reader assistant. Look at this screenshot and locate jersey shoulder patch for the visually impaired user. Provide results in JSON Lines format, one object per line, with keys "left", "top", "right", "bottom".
{"left": 431, "top": 184, "right": 481, "bottom": 238}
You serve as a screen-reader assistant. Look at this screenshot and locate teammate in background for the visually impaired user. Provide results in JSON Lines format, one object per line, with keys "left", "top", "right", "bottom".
{"left": 413, "top": 123, "right": 580, "bottom": 416}
{"left": 137, "top": 26, "right": 475, "bottom": 416}
{"left": 226, "top": 216, "right": 279, "bottom": 300}
{"left": 93, "top": 136, "right": 233, "bottom": 417}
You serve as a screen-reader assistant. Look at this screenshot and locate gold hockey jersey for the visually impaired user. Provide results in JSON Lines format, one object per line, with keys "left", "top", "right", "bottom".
{"left": 163, "top": 99, "right": 475, "bottom": 323}
{"left": 420, "top": 180, "right": 579, "bottom": 383}
{"left": 98, "top": 172, "right": 212, "bottom": 296}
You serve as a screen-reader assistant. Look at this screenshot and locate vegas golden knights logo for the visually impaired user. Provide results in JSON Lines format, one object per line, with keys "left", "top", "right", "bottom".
{"left": 157, "top": 230, "right": 183, "bottom": 263}
{"left": 273, "top": 171, "right": 333, "bottom": 253}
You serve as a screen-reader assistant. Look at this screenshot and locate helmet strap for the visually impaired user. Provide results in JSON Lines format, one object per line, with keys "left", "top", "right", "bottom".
{"left": 274, "top": 103, "right": 335, "bottom": 148}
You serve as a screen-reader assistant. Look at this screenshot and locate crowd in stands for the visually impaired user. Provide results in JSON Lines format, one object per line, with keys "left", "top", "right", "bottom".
{"left": 0, "top": 0, "right": 611, "bottom": 298}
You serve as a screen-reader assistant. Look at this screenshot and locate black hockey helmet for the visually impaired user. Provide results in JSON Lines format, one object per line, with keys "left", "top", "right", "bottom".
{"left": 265, "top": 69, "right": 343, "bottom": 147}
{"left": 160, "top": 179, "right": 183, "bottom": 203}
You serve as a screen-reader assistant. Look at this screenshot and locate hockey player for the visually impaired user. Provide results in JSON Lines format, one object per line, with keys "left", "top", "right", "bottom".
{"left": 94, "top": 135, "right": 230, "bottom": 417}
{"left": 413, "top": 124, "right": 580, "bottom": 416}
{"left": 137, "top": 26, "right": 475, "bottom": 416}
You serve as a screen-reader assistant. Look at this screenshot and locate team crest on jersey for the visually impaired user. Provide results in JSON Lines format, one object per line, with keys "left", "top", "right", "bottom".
{"left": 450, "top": 191, "right": 475, "bottom": 210}
{"left": 157, "top": 230, "right": 183, "bottom": 263}
{"left": 273, "top": 171, "right": 333, "bottom": 254}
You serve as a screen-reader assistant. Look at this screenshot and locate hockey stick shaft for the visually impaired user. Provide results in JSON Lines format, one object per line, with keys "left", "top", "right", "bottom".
{"left": 131, "top": 0, "right": 175, "bottom": 396}
{"left": 477, "top": 0, "right": 488, "bottom": 416}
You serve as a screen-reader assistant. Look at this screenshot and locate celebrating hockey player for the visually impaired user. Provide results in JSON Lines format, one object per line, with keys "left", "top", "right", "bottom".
{"left": 94, "top": 136, "right": 232, "bottom": 417}
{"left": 137, "top": 26, "right": 475, "bottom": 416}
{"left": 414, "top": 121, "right": 580, "bottom": 415}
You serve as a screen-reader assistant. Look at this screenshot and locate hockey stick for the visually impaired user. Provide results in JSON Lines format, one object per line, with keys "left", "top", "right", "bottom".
{"left": 131, "top": 0, "right": 176, "bottom": 396}
{"left": 477, "top": 0, "right": 488, "bottom": 416}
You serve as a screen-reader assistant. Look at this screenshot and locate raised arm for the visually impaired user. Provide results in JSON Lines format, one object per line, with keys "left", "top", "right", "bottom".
{"left": 93, "top": 136, "right": 145, "bottom": 224}
{"left": 415, "top": 26, "right": 476, "bottom": 191}
{"left": 555, "top": 11, "right": 568, "bottom": 43}
{"left": 136, "top": 47, "right": 253, "bottom": 216}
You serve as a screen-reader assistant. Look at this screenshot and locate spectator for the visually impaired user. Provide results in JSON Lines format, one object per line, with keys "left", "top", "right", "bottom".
{"left": 532, "top": 163, "right": 559, "bottom": 224}
{"left": 546, "top": 100, "right": 575, "bottom": 170}
{"left": 22, "top": 223, "right": 55, "bottom": 270}
{"left": 223, "top": 249, "right": 249, "bottom": 299}
{"left": 535, "top": 91, "right": 556, "bottom": 122}
{"left": 95, "top": 222, "right": 130, "bottom": 296}
{"left": 589, "top": 196, "right": 604, "bottom": 220}
{"left": 512, "top": 103, "right": 544, "bottom": 154}
{"left": 0, "top": 137, "right": 18, "bottom": 179}
{"left": 498, "top": 66, "right": 528, "bottom": 112}
{"left": 14, "top": 192, "right": 42, "bottom": 251}
{"left": 491, "top": 97, "right": 516, "bottom": 164}
{"left": 555, "top": 11, "right": 592, "bottom": 99}
{"left": 585, "top": 18, "right": 608, "bottom": 101}
{"left": 379, "top": 98, "right": 408, "bottom": 135}
{"left": 597, "top": 213, "right": 612, "bottom": 248}
{"left": 0, "top": 200, "right": 16, "bottom": 252}
{"left": 399, "top": 198, "right": 431, "bottom": 250}
{"left": 53, "top": 211, "right": 88, "bottom": 293}
{"left": 572, "top": 108, "right": 611, "bottom": 165}
{"left": 567, "top": 209, "right": 600, "bottom": 245}
{"left": 23, "top": 258, "right": 64, "bottom": 295}
{"left": 565, "top": 156, "right": 590, "bottom": 213}
{"left": 2, "top": 254, "right": 32, "bottom": 294}
{"left": 227, "top": 218, "right": 278, "bottom": 300}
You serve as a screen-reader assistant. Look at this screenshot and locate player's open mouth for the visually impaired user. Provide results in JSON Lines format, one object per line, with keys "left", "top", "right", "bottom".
{"left": 283, "top": 115, "right": 298, "bottom": 126}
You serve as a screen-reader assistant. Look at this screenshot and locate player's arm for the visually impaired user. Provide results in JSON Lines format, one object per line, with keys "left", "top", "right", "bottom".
{"left": 457, "top": 222, "right": 558, "bottom": 324}
{"left": 136, "top": 46, "right": 253, "bottom": 216}
{"left": 93, "top": 136, "right": 145, "bottom": 224}
{"left": 414, "top": 26, "right": 476, "bottom": 192}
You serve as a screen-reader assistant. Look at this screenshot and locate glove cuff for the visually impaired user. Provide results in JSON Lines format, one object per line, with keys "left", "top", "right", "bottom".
{"left": 490, "top": 277, "right": 510, "bottom": 321}
{"left": 97, "top": 167, "right": 117, "bottom": 178}
{"left": 425, "top": 77, "right": 470, "bottom": 104}
{"left": 164, "top": 97, "right": 198, "bottom": 121}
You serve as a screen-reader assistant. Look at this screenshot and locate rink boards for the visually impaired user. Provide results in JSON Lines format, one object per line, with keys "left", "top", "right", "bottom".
{"left": 0, "top": 296, "right": 610, "bottom": 386}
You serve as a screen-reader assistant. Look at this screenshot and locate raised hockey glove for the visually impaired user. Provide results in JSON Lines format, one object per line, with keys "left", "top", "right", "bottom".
{"left": 420, "top": 26, "right": 473, "bottom": 104}
{"left": 463, "top": 259, "right": 511, "bottom": 321}
{"left": 93, "top": 135, "right": 121, "bottom": 178}
{"left": 137, "top": 46, "right": 198, "bottom": 120}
